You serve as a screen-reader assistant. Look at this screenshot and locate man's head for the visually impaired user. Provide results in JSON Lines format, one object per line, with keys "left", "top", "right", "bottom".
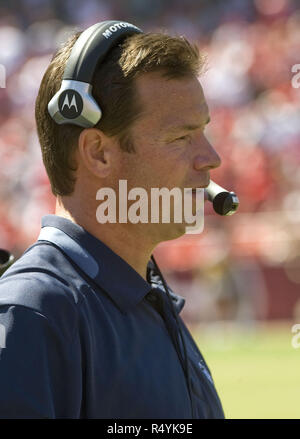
{"left": 35, "top": 23, "right": 221, "bottom": 247}
{"left": 35, "top": 28, "right": 206, "bottom": 196}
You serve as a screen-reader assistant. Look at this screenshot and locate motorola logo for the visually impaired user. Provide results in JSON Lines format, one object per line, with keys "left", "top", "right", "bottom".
{"left": 102, "top": 22, "right": 141, "bottom": 39}
{"left": 58, "top": 90, "right": 83, "bottom": 119}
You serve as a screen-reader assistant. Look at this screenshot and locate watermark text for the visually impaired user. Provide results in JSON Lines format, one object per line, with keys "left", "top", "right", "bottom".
{"left": 0, "top": 64, "right": 6, "bottom": 88}
{"left": 291, "top": 64, "right": 300, "bottom": 89}
{"left": 96, "top": 180, "right": 205, "bottom": 234}
{"left": 291, "top": 323, "right": 300, "bottom": 349}
{"left": 0, "top": 323, "right": 6, "bottom": 348}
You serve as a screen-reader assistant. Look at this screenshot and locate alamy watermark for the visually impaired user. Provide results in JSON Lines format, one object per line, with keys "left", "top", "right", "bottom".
{"left": 95, "top": 180, "right": 205, "bottom": 234}
{"left": 291, "top": 324, "right": 300, "bottom": 349}
{"left": 0, "top": 64, "right": 6, "bottom": 88}
{"left": 0, "top": 323, "right": 6, "bottom": 348}
{"left": 291, "top": 64, "right": 300, "bottom": 89}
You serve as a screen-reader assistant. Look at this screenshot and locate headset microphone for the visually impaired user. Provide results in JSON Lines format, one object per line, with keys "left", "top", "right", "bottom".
{"left": 205, "top": 180, "right": 239, "bottom": 216}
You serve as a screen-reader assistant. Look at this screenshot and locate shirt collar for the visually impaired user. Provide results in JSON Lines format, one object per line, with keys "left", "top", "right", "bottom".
{"left": 38, "top": 215, "right": 185, "bottom": 315}
{"left": 38, "top": 215, "right": 152, "bottom": 314}
{"left": 147, "top": 259, "right": 186, "bottom": 314}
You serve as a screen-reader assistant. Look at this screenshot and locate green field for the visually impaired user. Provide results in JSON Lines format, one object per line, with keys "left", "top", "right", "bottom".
{"left": 192, "top": 320, "right": 300, "bottom": 419}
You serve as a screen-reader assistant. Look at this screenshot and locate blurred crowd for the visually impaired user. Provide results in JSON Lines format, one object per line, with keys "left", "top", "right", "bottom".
{"left": 0, "top": 0, "right": 300, "bottom": 322}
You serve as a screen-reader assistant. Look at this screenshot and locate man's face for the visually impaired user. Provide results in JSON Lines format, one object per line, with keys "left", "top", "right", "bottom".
{"left": 115, "top": 71, "right": 221, "bottom": 241}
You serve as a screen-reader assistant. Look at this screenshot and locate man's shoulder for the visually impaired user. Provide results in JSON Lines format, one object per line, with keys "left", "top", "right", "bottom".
{"left": 0, "top": 242, "right": 81, "bottom": 333}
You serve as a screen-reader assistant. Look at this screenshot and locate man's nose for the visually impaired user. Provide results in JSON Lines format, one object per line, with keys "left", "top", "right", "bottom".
{"left": 193, "top": 135, "right": 221, "bottom": 171}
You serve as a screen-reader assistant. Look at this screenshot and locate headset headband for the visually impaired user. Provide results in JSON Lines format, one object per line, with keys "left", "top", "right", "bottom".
{"left": 48, "top": 20, "right": 143, "bottom": 128}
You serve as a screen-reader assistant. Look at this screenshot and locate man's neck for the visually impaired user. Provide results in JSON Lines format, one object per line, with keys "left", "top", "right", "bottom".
{"left": 55, "top": 199, "right": 155, "bottom": 281}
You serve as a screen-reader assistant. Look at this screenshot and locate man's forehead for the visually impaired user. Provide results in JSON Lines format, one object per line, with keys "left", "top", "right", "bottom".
{"left": 153, "top": 100, "right": 210, "bottom": 137}
{"left": 135, "top": 71, "right": 205, "bottom": 105}
{"left": 135, "top": 73, "right": 209, "bottom": 129}
{"left": 163, "top": 98, "right": 209, "bottom": 126}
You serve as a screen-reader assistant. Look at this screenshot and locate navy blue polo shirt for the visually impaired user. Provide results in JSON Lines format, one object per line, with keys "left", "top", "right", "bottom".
{"left": 0, "top": 215, "right": 225, "bottom": 419}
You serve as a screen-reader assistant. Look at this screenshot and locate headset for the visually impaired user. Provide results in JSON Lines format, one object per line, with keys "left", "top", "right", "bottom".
{"left": 48, "top": 20, "right": 143, "bottom": 127}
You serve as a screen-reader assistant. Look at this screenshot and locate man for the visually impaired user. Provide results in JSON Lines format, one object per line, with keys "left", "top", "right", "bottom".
{"left": 0, "top": 22, "right": 224, "bottom": 418}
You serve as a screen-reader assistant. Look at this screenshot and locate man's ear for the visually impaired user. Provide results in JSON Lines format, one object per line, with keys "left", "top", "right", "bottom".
{"left": 78, "top": 128, "right": 114, "bottom": 178}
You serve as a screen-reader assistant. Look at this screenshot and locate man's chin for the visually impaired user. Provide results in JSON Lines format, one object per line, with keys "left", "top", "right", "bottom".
{"left": 157, "top": 222, "right": 189, "bottom": 242}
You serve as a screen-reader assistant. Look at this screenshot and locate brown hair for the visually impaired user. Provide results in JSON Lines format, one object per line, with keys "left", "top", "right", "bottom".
{"left": 35, "top": 30, "right": 206, "bottom": 196}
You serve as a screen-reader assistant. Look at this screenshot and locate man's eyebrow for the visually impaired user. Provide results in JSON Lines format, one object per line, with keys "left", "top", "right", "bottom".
{"left": 166, "top": 116, "right": 211, "bottom": 134}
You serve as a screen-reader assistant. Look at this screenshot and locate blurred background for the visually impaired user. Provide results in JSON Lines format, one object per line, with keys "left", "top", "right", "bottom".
{"left": 0, "top": 0, "right": 299, "bottom": 418}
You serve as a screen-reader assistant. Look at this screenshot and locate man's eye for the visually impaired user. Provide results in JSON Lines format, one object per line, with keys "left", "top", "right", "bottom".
{"left": 175, "top": 134, "right": 191, "bottom": 142}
